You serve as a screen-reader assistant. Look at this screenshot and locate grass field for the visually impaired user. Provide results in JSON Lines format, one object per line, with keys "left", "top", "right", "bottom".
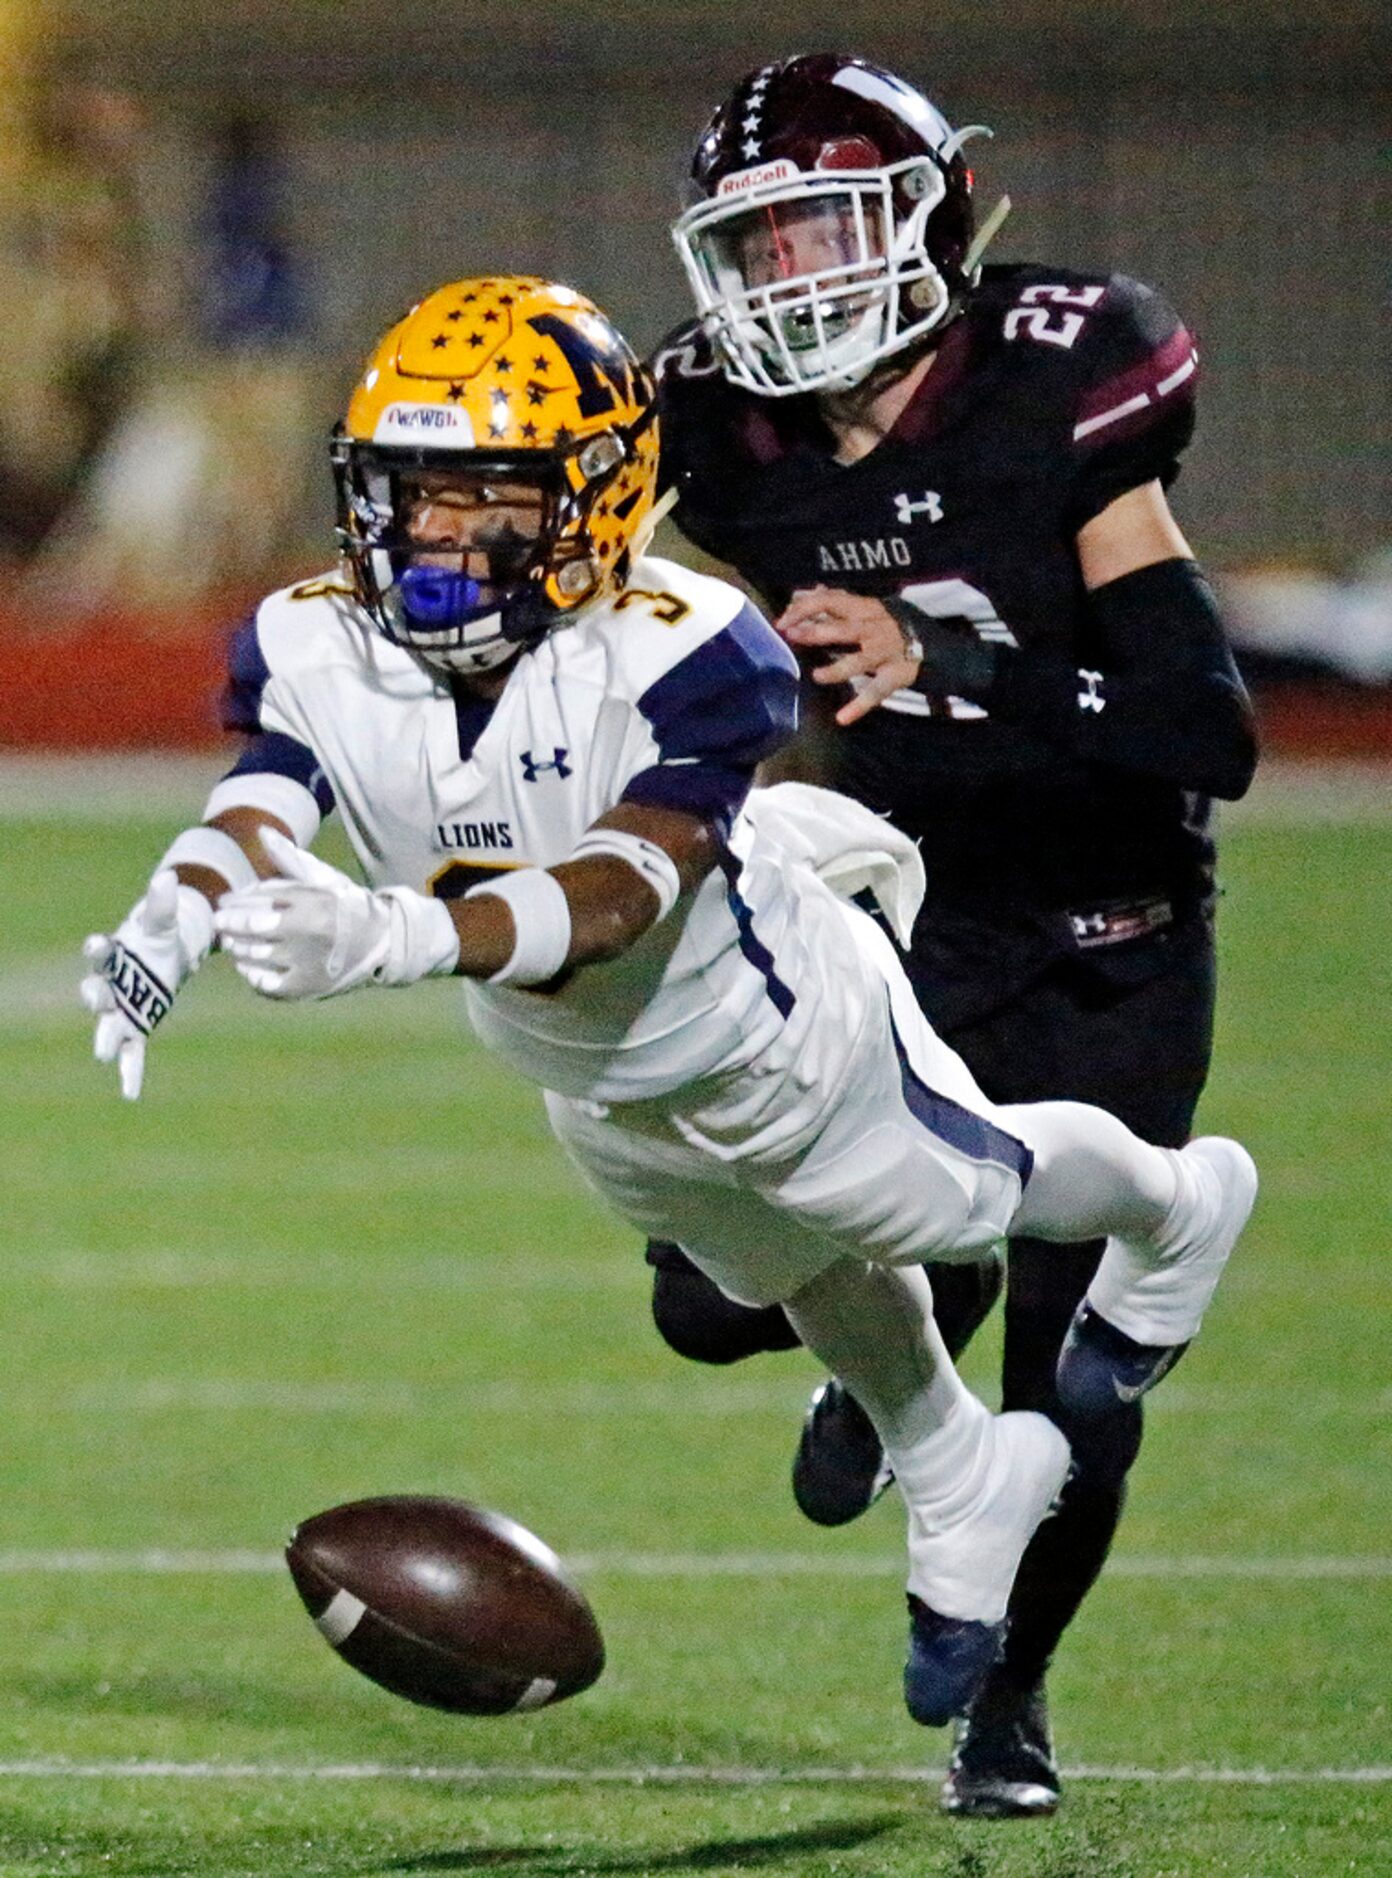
{"left": 1, "top": 762, "right": 1389, "bottom": 1876}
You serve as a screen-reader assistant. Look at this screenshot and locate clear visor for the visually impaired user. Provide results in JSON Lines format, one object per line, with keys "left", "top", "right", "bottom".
{"left": 692, "top": 189, "right": 887, "bottom": 350}
{"left": 698, "top": 191, "right": 886, "bottom": 296}
{"left": 357, "top": 467, "right": 554, "bottom": 671}
{"left": 393, "top": 473, "right": 546, "bottom": 585}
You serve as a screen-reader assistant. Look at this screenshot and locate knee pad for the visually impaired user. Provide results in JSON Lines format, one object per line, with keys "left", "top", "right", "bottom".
{"left": 646, "top": 1240, "right": 801, "bottom": 1364}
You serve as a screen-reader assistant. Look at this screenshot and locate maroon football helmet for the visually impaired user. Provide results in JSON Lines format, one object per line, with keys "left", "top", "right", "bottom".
{"left": 673, "top": 54, "right": 991, "bottom": 395}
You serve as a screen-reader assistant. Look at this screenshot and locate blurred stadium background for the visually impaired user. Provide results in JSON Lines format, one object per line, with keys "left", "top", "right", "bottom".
{"left": 0, "top": 0, "right": 1388, "bottom": 749}
{"left": 0, "top": 6, "right": 1389, "bottom": 1875}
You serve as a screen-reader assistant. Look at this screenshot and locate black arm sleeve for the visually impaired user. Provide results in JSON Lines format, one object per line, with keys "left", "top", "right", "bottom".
{"left": 901, "top": 560, "right": 1258, "bottom": 801}
{"left": 983, "top": 559, "right": 1258, "bottom": 800}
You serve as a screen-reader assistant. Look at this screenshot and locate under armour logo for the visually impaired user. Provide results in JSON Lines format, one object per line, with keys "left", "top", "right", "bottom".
{"left": 1076, "top": 669, "right": 1106, "bottom": 713}
{"left": 520, "top": 747, "right": 572, "bottom": 782}
{"left": 893, "top": 490, "right": 944, "bottom": 526}
{"left": 1070, "top": 912, "right": 1109, "bottom": 939}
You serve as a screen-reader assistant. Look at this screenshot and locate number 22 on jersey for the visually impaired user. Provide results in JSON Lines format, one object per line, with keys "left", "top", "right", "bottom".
{"left": 1003, "top": 283, "right": 1106, "bottom": 350}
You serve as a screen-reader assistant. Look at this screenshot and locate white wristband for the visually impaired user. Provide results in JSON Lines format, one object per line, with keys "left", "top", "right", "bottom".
{"left": 173, "top": 883, "right": 217, "bottom": 972}
{"left": 158, "top": 826, "right": 259, "bottom": 895}
{"left": 567, "top": 828, "right": 682, "bottom": 923}
{"left": 465, "top": 868, "right": 572, "bottom": 986}
{"left": 203, "top": 773, "right": 323, "bottom": 847}
{"left": 377, "top": 889, "right": 461, "bottom": 985}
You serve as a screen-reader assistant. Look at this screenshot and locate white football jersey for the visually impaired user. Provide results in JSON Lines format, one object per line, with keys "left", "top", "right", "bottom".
{"left": 212, "top": 554, "right": 886, "bottom": 1110}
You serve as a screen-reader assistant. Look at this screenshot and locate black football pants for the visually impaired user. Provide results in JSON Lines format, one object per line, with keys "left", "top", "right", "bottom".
{"left": 932, "top": 919, "right": 1216, "bottom": 1683}
{"left": 648, "top": 916, "right": 1216, "bottom": 1686}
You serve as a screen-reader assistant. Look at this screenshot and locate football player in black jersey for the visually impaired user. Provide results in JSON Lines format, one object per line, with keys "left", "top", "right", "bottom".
{"left": 647, "top": 53, "right": 1258, "bottom": 1819}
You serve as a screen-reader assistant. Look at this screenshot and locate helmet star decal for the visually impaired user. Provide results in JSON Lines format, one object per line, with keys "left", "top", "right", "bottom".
{"left": 674, "top": 53, "right": 992, "bottom": 396}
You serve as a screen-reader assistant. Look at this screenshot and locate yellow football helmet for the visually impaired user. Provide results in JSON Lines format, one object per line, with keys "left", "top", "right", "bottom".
{"left": 332, "top": 276, "right": 659, "bottom": 673}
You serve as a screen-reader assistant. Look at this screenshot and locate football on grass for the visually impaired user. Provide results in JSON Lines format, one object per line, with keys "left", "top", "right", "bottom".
{"left": 285, "top": 1495, "right": 604, "bottom": 1714}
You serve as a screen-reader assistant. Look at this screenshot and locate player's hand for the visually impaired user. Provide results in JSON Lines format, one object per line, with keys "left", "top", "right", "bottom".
{"left": 776, "top": 587, "right": 923, "bottom": 726}
{"left": 81, "top": 869, "right": 214, "bottom": 1101}
{"left": 215, "top": 829, "right": 458, "bottom": 999}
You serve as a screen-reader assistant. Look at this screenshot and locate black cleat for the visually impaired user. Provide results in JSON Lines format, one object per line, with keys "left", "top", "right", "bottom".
{"left": 940, "top": 1669, "right": 1060, "bottom": 1817}
{"left": 791, "top": 1380, "right": 894, "bottom": 1527}
{"left": 791, "top": 1254, "right": 1004, "bottom": 1527}
{"left": 904, "top": 1596, "right": 1007, "bottom": 1728}
{"left": 1055, "top": 1301, "right": 1190, "bottom": 1422}
{"left": 647, "top": 1241, "right": 800, "bottom": 1365}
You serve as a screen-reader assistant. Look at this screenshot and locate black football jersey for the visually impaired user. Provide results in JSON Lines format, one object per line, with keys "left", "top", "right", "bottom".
{"left": 655, "top": 264, "right": 1215, "bottom": 971}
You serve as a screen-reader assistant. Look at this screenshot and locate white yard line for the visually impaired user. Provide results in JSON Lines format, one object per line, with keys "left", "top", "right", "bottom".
{"left": 59, "top": 1378, "right": 813, "bottom": 1418}
{"left": 1222, "top": 760, "right": 1392, "bottom": 824}
{"left": 0, "top": 954, "right": 458, "bottom": 1029}
{"left": 0, "top": 755, "right": 216, "bottom": 822}
{"left": 13, "top": 1256, "right": 643, "bottom": 1296}
{"left": 17, "top": 1246, "right": 631, "bottom": 1292}
{"left": 0, "top": 1757, "right": 1381, "bottom": 1785}
{"left": 33, "top": 1375, "right": 1390, "bottom": 1420}
{"left": 0, "top": 1549, "right": 1384, "bottom": 1580}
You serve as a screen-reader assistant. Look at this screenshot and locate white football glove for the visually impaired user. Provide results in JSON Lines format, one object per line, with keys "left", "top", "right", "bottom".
{"left": 214, "top": 827, "right": 459, "bottom": 1000}
{"left": 81, "top": 868, "right": 216, "bottom": 1100}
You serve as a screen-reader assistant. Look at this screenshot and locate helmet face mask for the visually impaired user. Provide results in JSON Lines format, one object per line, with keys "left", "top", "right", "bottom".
{"left": 678, "top": 162, "right": 950, "bottom": 395}
{"left": 673, "top": 55, "right": 986, "bottom": 397}
{"left": 333, "top": 278, "right": 658, "bottom": 675}
{"left": 336, "top": 443, "right": 577, "bottom": 674}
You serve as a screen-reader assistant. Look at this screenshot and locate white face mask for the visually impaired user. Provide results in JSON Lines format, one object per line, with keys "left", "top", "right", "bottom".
{"left": 674, "top": 162, "right": 953, "bottom": 396}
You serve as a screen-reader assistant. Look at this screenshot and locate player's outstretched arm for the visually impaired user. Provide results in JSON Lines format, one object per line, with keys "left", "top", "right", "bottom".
{"left": 80, "top": 811, "right": 289, "bottom": 1100}
{"left": 214, "top": 806, "right": 719, "bottom": 1000}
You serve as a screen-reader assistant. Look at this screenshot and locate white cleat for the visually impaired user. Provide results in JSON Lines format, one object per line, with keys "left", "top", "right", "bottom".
{"left": 903, "top": 1410, "right": 1071, "bottom": 1726}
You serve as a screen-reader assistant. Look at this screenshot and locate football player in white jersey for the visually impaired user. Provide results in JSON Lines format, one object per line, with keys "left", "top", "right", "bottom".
{"left": 83, "top": 278, "right": 1257, "bottom": 1728}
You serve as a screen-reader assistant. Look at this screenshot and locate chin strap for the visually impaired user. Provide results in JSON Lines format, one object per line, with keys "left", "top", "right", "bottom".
{"left": 962, "top": 194, "right": 1012, "bottom": 279}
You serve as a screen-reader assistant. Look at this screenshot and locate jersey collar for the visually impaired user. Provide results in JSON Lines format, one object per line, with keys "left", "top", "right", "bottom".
{"left": 883, "top": 316, "right": 976, "bottom": 448}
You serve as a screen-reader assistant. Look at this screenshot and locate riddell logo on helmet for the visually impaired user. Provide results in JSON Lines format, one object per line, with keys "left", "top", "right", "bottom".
{"left": 375, "top": 403, "right": 475, "bottom": 446}
{"left": 716, "top": 159, "right": 798, "bottom": 197}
